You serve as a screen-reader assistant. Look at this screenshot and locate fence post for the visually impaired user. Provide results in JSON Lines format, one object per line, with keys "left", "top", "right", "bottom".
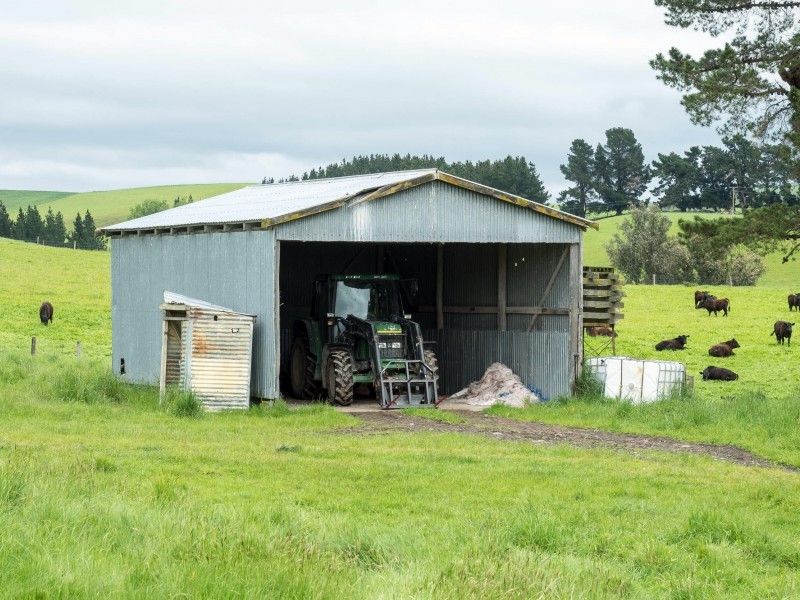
{"left": 73, "top": 240, "right": 77, "bottom": 250}
{"left": 31, "top": 337, "right": 36, "bottom": 355}
{"left": 76, "top": 341, "right": 82, "bottom": 359}
{"left": 652, "top": 273, "right": 656, "bottom": 285}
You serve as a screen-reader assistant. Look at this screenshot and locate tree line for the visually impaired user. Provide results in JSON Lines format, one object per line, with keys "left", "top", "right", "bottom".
{"left": 0, "top": 202, "right": 105, "bottom": 250}
{"left": 267, "top": 154, "right": 551, "bottom": 205}
{"left": 559, "top": 129, "right": 799, "bottom": 218}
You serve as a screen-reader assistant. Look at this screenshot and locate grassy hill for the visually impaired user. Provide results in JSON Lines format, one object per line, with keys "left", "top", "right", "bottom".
{"left": 2, "top": 183, "right": 249, "bottom": 229}
{"left": 584, "top": 212, "right": 800, "bottom": 288}
{"left": 0, "top": 190, "right": 73, "bottom": 214}
{"left": 2, "top": 236, "right": 800, "bottom": 596}
{"left": 37, "top": 183, "right": 248, "bottom": 227}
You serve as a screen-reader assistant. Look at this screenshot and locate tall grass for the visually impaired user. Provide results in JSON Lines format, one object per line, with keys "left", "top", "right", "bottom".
{"left": 2, "top": 349, "right": 800, "bottom": 596}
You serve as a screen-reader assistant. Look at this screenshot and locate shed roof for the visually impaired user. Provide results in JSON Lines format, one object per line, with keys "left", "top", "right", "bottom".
{"left": 161, "top": 291, "right": 254, "bottom": 316}
{"left": 101, "top": 169, "right": 597, "bottom": 234}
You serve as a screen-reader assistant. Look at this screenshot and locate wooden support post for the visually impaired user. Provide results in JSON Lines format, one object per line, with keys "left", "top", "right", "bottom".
{"left": 159, "top": 319, "right": 168, "bottom": 401}
{"left": 31, "top": 337, "right": 36, "bottom": 356}
{"left": 497, "top": 244, "right": 507, "bottom": 331}
{"left": 75, "top": 341, "right": 82, "bottom": 359}
{"left": 568, "top": 243, "right": 582, "bottom": 391}
{"left": 436, "top": 244, "right": 444, "bottom": 330}
{"left": 527, "top": 246, "right": 570, "bottom": 332}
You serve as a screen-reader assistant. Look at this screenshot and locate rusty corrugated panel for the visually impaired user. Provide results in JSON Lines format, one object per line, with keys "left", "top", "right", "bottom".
{"left": 184, "top": 309, "right": 255, "bottom": 410}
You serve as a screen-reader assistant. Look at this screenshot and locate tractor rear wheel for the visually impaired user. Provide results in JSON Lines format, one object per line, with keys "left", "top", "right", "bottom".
{"left": 290, "top": 337, "right": 319, "bottom": 399}
{"left": 326, "top": 349, "right": 354, "bottom": 406}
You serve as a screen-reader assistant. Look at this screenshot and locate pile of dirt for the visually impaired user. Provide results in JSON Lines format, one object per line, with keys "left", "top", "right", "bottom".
{"left": 447, "top": 363, "right": 540, "bottom": 407}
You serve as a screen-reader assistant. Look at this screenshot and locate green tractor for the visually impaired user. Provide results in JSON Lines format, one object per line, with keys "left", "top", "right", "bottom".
{"left": 289, "top": 274, "right": 438, "bottom": 408}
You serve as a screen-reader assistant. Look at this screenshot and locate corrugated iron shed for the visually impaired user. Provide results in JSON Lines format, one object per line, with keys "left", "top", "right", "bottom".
{"left": 109, "top": 170, "right": 594, "bottom": 402}
{"left": 100, "top": 169, "right": 596, "bottom": 234}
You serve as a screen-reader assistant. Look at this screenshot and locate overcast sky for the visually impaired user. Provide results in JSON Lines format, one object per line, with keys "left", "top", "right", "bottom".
{"left": 0, "top": 0, "right": 721, "bottom": 195}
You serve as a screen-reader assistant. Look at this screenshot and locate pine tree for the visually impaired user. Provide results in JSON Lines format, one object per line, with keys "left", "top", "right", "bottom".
{"left": 14, "top": 208, "right": 27, "bottom": 240}
{"left": 44, "top": 209, "right": 67, "bottom": 246}
{"left": 559, "top": 139, "right": 596, "bottom": 216}
{"left": 72, "top": 213, "right": 85, "bottom": 248}
{"left": 24, "top": 205, "right": 44, "bottom": 242}
{"left": 0, "top": 201, "right": 12, "bottom": 238}
{"left": 651, "top": 0, "right": 800, "bottom": 151}
{"left": 595, "top": 128, "right": 651, "bottom": 215}
{"left": 82, "top": 211, "right": 100, "bottom": 249}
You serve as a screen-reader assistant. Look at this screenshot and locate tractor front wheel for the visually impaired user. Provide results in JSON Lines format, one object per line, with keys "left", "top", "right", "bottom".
{"left": 326, "top": 349, "right": 354, "bottom": 406}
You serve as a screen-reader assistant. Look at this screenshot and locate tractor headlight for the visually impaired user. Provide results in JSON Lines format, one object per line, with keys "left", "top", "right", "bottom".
{"left": 378, "top": 342, "right": 387, "bottom": 349}
{"left": 391, "top": 342, "right": 402, "bottom": 349}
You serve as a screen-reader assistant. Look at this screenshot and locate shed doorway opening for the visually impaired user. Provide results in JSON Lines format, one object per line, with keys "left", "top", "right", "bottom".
{"left": 278, "top": 240, "right": 576, "bottom": 403}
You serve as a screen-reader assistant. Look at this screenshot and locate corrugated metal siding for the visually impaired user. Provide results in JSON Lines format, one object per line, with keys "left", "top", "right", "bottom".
{"left": 275, "top": 181, "right": 581, "bottom": 244}
{"left": 186, "top": 310, "right": 254, "bottom": 410}
{"left": 111, "top": 229, "right": 278, "bottom": 398}
{"left": 423, "top": 330, "right": 570, "bottom": 399}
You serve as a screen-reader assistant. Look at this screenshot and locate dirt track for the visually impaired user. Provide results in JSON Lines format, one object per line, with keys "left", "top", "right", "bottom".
{"left": 341, "top": 410, "right": 799, "bottom": 473}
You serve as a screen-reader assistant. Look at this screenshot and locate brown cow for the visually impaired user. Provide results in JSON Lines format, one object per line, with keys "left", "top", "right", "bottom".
{"left": 586, "top": 325, "right": 617, "bottom": 338}
{"left": 655, "top": 335, "right": 689, "bottom": 351}
{"left": 694, "top": 290, "right": 712, "bottom": 308}
{"left": 772, "top": 321, "right": 794, "bottom": 345}
{"left": 698, "top": 296, "right": 729, "bottom": 316}
{"left": 701, "top": 366, "right": 738, "bottom": 381}
{"left": 789, "top": 294, "right": 800, "bottom": 312}
{"left": 708, "top": 338, "right": 740, "bottom": 357}
{"left": 39, "top": 301, "right": 53, "bottom": 325}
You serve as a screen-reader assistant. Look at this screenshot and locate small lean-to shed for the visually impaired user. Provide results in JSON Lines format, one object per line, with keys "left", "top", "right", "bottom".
{"left": 160, "top": 292, "right": 255, "bottom": 410}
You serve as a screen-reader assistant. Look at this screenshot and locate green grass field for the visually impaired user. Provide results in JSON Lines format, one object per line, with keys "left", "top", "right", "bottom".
{"left": 4, "top": 222, "right": 800, "bottom": 596}
{"left": 0, "top": 189, "right": 73, "bottom": 214}
{"left": 37, "top": 183, "right": 248, "bottom": 227}
{"left": 582, "top": 212, "right": 798, "bottom": 288}
{"left": 1, "top": 183, "right": 248, "bottom": 229}
{"left": 0, "top": 238, "right": 110, "bottom": 357}
{"left": 2, "top": 355, "right": 800, "bottom": 598}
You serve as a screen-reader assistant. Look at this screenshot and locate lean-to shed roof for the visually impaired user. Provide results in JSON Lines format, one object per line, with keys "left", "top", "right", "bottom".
{"left": 101, "top": 169, "right": 596, "bottom": 235}
{"left": 161, "top": 291, "right": 254, "bottom": 316}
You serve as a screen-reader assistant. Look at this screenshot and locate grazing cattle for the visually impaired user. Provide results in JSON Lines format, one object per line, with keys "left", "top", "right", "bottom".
{"left": 655, "top": 335, "right": 689, "bottom": 351}
{"left": 698, "top": 296, "right": 729, "bottom": 316}
{"left": 694, "top": 290, "right": 712, "bottom": 307}
{"left": 700, "top": 366, "right": 739, "bottom": 381}
{"left": 586, "top": 325, "right": 617, "bottom": 338}
{"left": 708, "top": 338, "right": 740, "bottom": 357}
{"left": 39, "top": 301, "right": 53, "bottom": 325}
{"left": 772, "top": 321, "right": 794, "bottom": 345}
{"left": 789, "top": 294, "right": 800, "bottom": 312}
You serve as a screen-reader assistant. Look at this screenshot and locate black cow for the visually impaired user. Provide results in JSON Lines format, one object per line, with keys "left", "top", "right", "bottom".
{"left": 698, "top": 296, "right": 730, "bottom": 317}
{"left": 772, "top": 321, "right": 794, "bottom": 345}
{"left": 789, "top": 294, "right": 800, "bottom": 312}
{"left": 709, "top": 338, "right": 740, "bottom": 357}
{"left": 655, "top": 335, "right": 689, "bottom": 351}
{"left": 39, "top": 301, "right": 53, "bottom": 325}
{"left": 694, "top": 290, "right": 712, "bottom": 308}
{"left": 701, "top": 366, "right": 738, "bottom": 381}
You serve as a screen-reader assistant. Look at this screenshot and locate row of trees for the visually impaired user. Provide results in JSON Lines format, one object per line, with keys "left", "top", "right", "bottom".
{"left": 268, "top": 154, "right": 551, "bottom": 204}
{"left": 607, "top": 207, "right": 766, "bottom": 286}
{"left": 559, "top": 129, "right": 799, "bottom": 217}
{"left": 128, "top": 195, "right": 194, "bottom": 220}
{"left": 0, "top": 202, "right": 104, "bottom": 249}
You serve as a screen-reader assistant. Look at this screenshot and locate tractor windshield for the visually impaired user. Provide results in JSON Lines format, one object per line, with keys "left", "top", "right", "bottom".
{"left": 334, "top": 280, "right": 401, "bottom": 321}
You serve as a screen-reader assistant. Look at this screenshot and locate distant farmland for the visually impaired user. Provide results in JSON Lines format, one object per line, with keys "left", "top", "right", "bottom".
{"left": 2, "top": 183, "right": 248, "bottom": 228}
